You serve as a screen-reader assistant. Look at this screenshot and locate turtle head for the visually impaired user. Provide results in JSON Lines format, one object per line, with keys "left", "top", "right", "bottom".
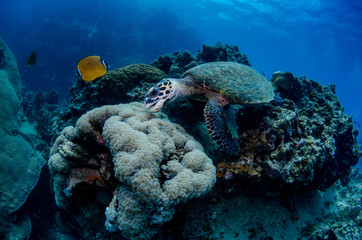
{"left": 144, "top": 79, "right": 177, "bottom": 112}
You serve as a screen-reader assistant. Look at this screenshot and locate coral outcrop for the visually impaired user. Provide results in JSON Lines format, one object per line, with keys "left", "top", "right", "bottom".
{"left": 21, "top": 90, "right": 63, "bottom": 157}
{"left": 218, "top": 72, "right": 360, "bottom": 190}
{"left": 0, "top": 38, "right": 45, "bottom": 239}
{"left": 151, "top": 42, "right": 250, "bottom": 77}
{"left": 149, "top": 43, "right": 253, "bottom": 157}
{"left": 149, "top": 44, "right": 360, "bottom": 192}
{"left": 300, "top": 170, "right": 362, "bottom": 239}
{"left": 25, "top": 42, "right": 359, "bottom": 240}
{"left": 174, "top": 169, "right": 362, "bottom": 240}
{"left": 49, "top": 102, "right": 216, "bottom": 239}
{"left": 60, "top": 63, "right": 166, "bottom": 126}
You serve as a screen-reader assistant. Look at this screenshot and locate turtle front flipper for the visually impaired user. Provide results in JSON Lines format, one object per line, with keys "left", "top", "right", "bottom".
{"left": 204, "top": 99, "right": 240, "bottom": 155}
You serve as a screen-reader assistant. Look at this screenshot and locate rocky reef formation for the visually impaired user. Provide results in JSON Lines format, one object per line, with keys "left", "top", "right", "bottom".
{"left": 60, "top": 43, "right": 249, "bottom": 125}
{"left": 21, "top": 90, "right": 63, "bottom": 157}
{"left": 167, "top": 169, "right": 361, "bottom": 240}
{"left": 215, "top": 72, "right": 360, "bottom": 191}
{"left": 147, "top": 44, "right": 361, "bottom": 192}
{"left": 300, "top": 169, "right": 361, "bottom": 239}
{"left": 49, "top": 102, "right": 216, "bottom": 239}
{"left": 151, "top": 42, "right": 250, "bottom": 78}
{"left": 60, "top": 63, "right": 166, "bottom": 127}
{"left": 22, "top": 42, "right": 359, "bottom": 239}
{"left": 0, "top": 38, "right": 45, "bottom": 239}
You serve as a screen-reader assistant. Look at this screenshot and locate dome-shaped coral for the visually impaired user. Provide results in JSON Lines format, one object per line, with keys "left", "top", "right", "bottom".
{"left": 49, "top": 102, "right": 216, "bottom": 239}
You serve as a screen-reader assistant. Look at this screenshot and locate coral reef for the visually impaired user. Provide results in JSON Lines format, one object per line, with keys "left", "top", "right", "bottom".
{"left": 49, "top": 102, "right": 216, "bottom": 239}
{"left": 171, "top": 169, "right": 362, "bottom": 240}
{"left": 151, "top": 42, "right": 250, "bottom": 77}
{"left": 196, "top": 42, "right": 251, "bottom": 66}
{"left": 60, "top": 63, "right": 166, "bottom": 126}
{"left": 300, "top": 169, "right": 362, "bottom": 239}
{"left": 21, "top": 90, "right": 64, "bottom": 158}
{"left": 0, "top": 38, "right": 45, "bottom": 239}
{"left": 0, "top": 47, "right": 5, "bottom": 69}
{"left": 18, "top": 42, "right": 359, "bottom": 240}
{"left": 215, "top": 72, "right": 360, "bottom": 191}
{"left": 150, "top": 44, "right": 360, "bottom": 192}
{"left": 150, "top": 43, "right": 252, "bottom": 157}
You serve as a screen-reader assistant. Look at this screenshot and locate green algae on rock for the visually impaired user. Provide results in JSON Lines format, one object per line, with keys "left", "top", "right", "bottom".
{"left": 216, "top": 71, "right": 361, "bottom": 191}
{"left": 61, "top": 63, "right": 166, "bottom": 126}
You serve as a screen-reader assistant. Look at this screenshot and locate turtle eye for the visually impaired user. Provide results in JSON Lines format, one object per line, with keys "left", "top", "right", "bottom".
{"left": 150, "top": 86, "right": 159, "bottom": 96}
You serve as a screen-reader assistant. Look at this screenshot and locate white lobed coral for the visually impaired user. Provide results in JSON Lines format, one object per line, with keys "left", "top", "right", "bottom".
{"left": 48, "top": 102, "right": 216, "bottom": 239}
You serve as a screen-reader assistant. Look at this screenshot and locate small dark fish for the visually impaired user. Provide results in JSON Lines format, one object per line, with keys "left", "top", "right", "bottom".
{"left": 27, "top": 51, "right": 37, "bottom": 66}
{"left": 76, "top": 55, "right": 109, "bottom": 81}
{"left": 0, "top": 48, "right": 5, "bottom": 67}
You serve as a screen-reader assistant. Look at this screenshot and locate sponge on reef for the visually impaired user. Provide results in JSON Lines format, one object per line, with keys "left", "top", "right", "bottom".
{"left": 49, "top": 102, "right": 216, "bottom": 239}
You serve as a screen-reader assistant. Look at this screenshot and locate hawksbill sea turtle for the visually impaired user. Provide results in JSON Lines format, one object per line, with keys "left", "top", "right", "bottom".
{"left": 144, "top": 61, "right": 274, "bottom": 155}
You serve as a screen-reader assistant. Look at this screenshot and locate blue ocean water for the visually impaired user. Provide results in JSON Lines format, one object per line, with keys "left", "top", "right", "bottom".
{"left": 1, "top": 0, "right": 361, "bottom": 164}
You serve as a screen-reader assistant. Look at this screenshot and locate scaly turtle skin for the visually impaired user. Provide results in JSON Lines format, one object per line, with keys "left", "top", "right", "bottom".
{"left": 144, "top": 61, "right": 274, "bottom": 155}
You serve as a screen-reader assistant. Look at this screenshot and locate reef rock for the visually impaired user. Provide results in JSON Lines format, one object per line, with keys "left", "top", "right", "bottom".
{"left": 171, "top": 169, "right": 361, "bottom": 240}
{"left": 300, "top": 170, "right": 362, "bottom": 239}
{"left": 215, "top": 71, "right": 361, "bottom": 192}
{"left": 21, "top": 90, "right": 63, "bottom": 157}
{"left": 151, "top": 42, "right": 250, "bottom": 78}
{"left": 49, "top": 102, "right": 216, "bottom": 239}
{"left": 149, "top": 45, "right": 360, "bottom": 192}
{"left": 61, "top": 63, "right": 166, "bottom": 126}
{"left": 0, "top": 38, "right": 45, "bottom": 239}
{"left": 40, "top": 43, "right": 361, "bottom": 240}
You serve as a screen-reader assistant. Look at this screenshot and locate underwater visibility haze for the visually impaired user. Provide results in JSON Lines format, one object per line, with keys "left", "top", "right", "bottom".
{"left": 0, "top": 0, "right": 361, "bottom": 239}
{"left": 2, "top": 0, "right": 362, "bottom": 144}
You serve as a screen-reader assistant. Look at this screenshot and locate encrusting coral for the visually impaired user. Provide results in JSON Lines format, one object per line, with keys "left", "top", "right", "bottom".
{"left": 216, "top": 71, "right": 361, "bottom": 191}
{"left": 49, "top": 102, "right": 216, "bottom": 239}
{"left": 60, "top": 63, "right": 166, "bottom": 127}
{"left": 151, "top": 42, "right": 250, "bottom": 78}
{"left": 0, "top": 38, "right": 45, "bottom": 239}
{"left": 149, "top": 43, "right": 360, "bottom": 191}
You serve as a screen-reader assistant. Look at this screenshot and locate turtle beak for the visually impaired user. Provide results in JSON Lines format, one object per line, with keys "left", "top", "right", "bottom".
{"left": 144, "top": 86, "right": 163, "bottom": 112}
{"left": 144, "top": 96, "right": 161, "bottom": 112}
{"left": 144, "top": 97, "right": 155, "bottom": 110}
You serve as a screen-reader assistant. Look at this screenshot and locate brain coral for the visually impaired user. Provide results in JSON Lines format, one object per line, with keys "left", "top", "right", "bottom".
{"left": 49, "top": 102, "right": 216, "bottom": 239}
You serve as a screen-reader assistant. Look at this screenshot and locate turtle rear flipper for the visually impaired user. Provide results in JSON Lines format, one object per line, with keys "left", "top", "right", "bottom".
{"left": 204, "top": 99, "right": 240, "bottom": 155}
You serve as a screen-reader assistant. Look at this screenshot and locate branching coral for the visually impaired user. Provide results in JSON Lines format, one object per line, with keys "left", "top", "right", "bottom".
{"left": 49, "top": 102, "right": 216, "bottom": 239}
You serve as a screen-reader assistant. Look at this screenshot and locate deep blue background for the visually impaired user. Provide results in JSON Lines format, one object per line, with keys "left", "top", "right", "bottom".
{"left": 1, "top": 0, "right": 361, "bottom": 165}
